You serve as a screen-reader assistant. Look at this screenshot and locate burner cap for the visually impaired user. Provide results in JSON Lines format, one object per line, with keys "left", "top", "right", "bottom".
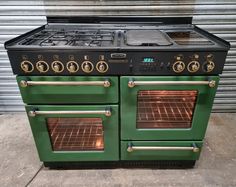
{"left": 126, "top": 30, "right": 172, "bottom": 46}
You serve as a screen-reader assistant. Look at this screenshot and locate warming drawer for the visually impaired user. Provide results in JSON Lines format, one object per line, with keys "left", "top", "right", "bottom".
{"left": 17, "top": 76, "right": 118, "bottom": 104}
{"left": 121, "top": 141, "right": 203, "bottom": 160}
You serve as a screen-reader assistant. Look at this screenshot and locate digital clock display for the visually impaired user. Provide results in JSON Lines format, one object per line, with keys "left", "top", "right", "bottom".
{"left": 143, "top": 57, "right": 155, "bottom": 63}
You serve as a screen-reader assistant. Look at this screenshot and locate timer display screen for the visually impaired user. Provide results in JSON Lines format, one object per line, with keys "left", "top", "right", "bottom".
{"left": 143, "top": 57, "right": 155, "bottom": 63}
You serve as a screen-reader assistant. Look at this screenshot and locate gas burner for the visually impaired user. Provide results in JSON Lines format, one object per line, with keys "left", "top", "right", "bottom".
{"left": 18, "top": 29, "right": 115, "bottom": 47}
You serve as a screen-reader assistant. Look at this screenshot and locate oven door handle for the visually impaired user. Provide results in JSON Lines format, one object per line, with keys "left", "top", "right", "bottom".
{"left": 20, "top": 79, "right": 111, "bottom": 88}
{"left": 127, "top": 143, "right": 200, "bottom": 153}
{"left": 128, "top": 80, "right": 216, "bottom": 88}
{"left": 28, "top": 109, "right": 112, "bottom": 117}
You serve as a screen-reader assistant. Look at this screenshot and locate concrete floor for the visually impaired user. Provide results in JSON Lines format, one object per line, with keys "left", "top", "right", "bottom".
{"left": 0, "top": 113, "right": 236, "bottom": 187}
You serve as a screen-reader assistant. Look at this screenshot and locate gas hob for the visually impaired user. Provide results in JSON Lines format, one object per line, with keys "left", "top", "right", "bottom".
{"left": 7, "top": 24, "right": 222, "bottom": 49}
{"left": 5, "top": 18, "right": 229, "bottom": 76}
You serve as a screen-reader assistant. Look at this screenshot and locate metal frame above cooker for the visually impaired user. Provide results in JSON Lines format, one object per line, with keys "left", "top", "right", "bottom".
{"left": 46, "top": 16, "right": 193, "bottom": 24}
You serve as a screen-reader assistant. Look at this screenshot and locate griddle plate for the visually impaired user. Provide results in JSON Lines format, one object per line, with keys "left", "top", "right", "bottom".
{"left": 126, "top": 30, "right": 172, "bottom": 46}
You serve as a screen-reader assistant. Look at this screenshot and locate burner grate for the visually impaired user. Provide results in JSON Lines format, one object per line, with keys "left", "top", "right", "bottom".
{"left": 19, "top": 29, "right": 115, "bottom": 47}
{"left": 137, "top": 90, "right": 198, "bottom": 128}
{"left": 47, "top": 118, "right": 104, "bottom": 151}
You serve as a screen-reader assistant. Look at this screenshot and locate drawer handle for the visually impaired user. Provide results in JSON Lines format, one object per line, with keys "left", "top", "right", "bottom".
{"left": 127, "top": 143, "right": 200, "bottom": 153}
{"left": 28, "top": 109, "right": 112, "bottom": 117}
{"left": 20, "top": 80, "right": 111, "bottom": 88}
{"left": 128, "top": 80, "right": 216, "bottom": 88}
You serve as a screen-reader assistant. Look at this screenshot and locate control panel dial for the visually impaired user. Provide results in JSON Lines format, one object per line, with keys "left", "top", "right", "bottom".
{"left": 96, "top": 61, "right": 109, "bottom": 73}
{"left": 66, "top": 61, "right": 79, "bottom": 73}
{"left": 36, "top": 61, "right": 49, "bottom": 73}
{"left": 81, "top": 61, "right": 94, "bottom": 73}
{"left": 187, "top": 61, "right": 200, "bottom": 73}
{"left": 203, "top": 61, "right": 215, "bottom": 72}
{"left": 51, "top": 61, "right": 64, "bottom": 73}
{"left": 172, "top": 61, "right": 185, "bottom": 73}
{"left": 20, "top": 60, "right": 34, "bottom": 73}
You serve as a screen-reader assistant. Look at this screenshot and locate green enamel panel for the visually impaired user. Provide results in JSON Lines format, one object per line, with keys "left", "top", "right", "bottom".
{"left": 25, "top": 105, "right": 119, "bottom": 162}
{"left": 121, "top": 76, "right": 219, "bottom": 140}
{"left": 121, "top": 141, "right": 203, "bottom": 160}
{"left": 17, "top": 76, "right": 118, "bottom": 104}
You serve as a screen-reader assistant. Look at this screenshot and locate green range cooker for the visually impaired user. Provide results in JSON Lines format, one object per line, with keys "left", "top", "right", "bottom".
{"left": 5, "top": 16, "right": 230, "bottom": 168}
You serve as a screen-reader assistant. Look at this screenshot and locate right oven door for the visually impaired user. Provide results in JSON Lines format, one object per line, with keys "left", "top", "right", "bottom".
{"left": 121, "top": 76, "right": 219, "bottom": 140}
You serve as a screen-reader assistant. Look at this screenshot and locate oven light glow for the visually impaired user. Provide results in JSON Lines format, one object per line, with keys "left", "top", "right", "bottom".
{"left": 96, "top": 138, "right": 103, "bottom": 148}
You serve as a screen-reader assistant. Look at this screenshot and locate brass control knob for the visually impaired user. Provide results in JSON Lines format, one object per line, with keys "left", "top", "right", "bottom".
{"left": 51, "top": 61, "right": 64, "bottom": 73}
{"left": 20, "top": 61, "right": 34, "bottom": 73}
{"left": 36, "top": 61, "right": 49, "bottom": 73}
{"left": 81, "top": 61, "right": 94, "bottom": 73}
{"left": 66, "top": 61, "right": 79, "bottom": 73}
{"left": 203, "top": 61, "right": 215, "bottom": 72}
{"left": 187, "top": 61, "right": 200, "bottom": 73}
{"left": 96, "top": 61, "right": 109, "bottom": 73}
{"left": 172, "top": 61, "right": 185, "bottom": 73}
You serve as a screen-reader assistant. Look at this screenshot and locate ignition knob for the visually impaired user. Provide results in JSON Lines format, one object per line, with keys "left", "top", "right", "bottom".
{"left": 66, "top": 61, "right": 79, "bottom": 73}
{"left": 20, "top": 61, "right": 34, "bottom": 73}
{"left": 172, "top": 61, "right": 185, "bottom": 73}
{"left": 36, "top": 61, "right": 49, "bottom": 73}
{"left": 203, "top": 61, "right": 215, "bottom": 72}
{"left": 187, "top": 61, "right": 200, "bottom": 73}
{"left": 51, "top": 61, "right": 64, "bottom": 73}
{"left": 81, "top": 61, "right": 94, "bottom": 73}
{"left": 96, "top": 61, "right": 109, "bottom": 73}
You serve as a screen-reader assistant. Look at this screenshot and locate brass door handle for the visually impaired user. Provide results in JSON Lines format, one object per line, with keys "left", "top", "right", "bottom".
{"left": 28, "top": 109, "right": 112, "bottom": 117}
{"left": 20, "top": 80, "right": 111, "bottom": 88}
{"left": 127, "top": 144, "right": 200, "bottom": 153}
{"left": 128, "top": 80, "right": 215, "bottom": 88}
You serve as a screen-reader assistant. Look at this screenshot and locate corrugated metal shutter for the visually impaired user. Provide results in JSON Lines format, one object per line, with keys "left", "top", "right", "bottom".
{"left": 0, "top": 0, "right": 235, "bottom": 113}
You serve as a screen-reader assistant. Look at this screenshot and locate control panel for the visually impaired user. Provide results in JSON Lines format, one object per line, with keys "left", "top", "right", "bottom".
{"left": 9, "top": 51, "right": 227, "bottom": 75}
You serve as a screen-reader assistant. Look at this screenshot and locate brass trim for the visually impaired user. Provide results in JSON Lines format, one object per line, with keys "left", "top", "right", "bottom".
{"left": 36, "top": 61, "right": 49, "bottom": 73}
{"left": 81, "top": 61, "right": 94, "bottom": 73}
{"left": 127, "top": 145, "right": 200, "bottom": 153}
{"left": 128, "top": 80, "right": 215, "bottom": 88}
{"left": 51, "top": 61, "right": 64, "bottom": 73}
{"left": 96, "top": 61, "right": 109, "bottom": 73}
{"left": 172, "top": 61, "right": 185, "bottom": 73}
{"left": 28, "top": 109, "right": 112, "bottom": 117}
{"left": 20, "top": 60, "right": 34, "bottom": 73}
{"left": 208, "top": 80, "right": 216, "bottom": 88}
{"left": 66, "top": 61, "right": 79, "bottom": 73}
{"left": 187, "top": 61, "right": 200, "bottom": 73}
{"left": 19, "top": 80, "right": 111, "bottom": 88}
{"left": 202, "top": 61, "right": 215, "bottom": 73}
{"left": 20, "top": 80, "right": 28, "bottom": 88}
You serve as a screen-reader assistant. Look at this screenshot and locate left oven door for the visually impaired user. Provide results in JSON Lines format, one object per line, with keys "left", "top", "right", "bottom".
{"left": 25, "top": 105, "right": 119, "bottom": 162}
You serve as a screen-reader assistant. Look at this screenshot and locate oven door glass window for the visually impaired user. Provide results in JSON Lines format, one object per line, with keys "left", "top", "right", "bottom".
{"left": 137, "top": 90, "right": 198, "bottom": 129}
{"left": 47, "top": 118, "right": 104, "bottom": 151}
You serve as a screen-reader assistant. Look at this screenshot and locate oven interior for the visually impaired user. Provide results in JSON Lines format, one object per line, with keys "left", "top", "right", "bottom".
{"left": 137, "top": 90, "right": 198, "bottom": 129}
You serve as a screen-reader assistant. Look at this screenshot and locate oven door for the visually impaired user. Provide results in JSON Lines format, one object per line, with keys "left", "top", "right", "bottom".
{"left": 25, "top": 105, "right": 118, "bottom": 162}
{"left": 121, "top": 76, "right": 219, "bottom": 140}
